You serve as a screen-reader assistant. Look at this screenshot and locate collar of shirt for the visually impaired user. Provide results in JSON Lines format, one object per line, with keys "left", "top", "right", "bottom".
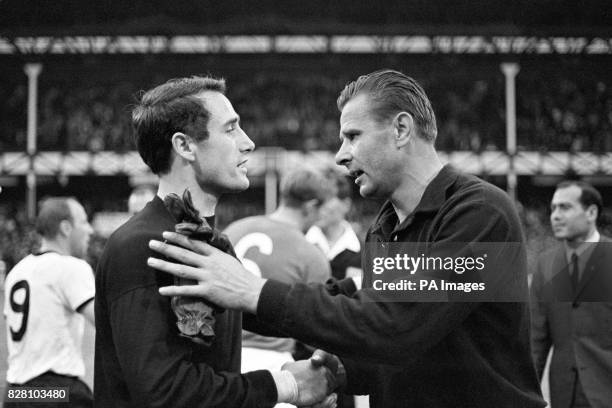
{"left": 564, "top": 229, "right": 600, "bottom": 263}
{"left": 306, "top": 222, "right": 361, "bottom": 260}
{"left": 370, "top": 164, "right": 459, "bottom": 241}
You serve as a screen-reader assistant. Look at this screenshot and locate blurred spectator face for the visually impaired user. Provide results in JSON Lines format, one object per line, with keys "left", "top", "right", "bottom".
{"left": 550, "top": 185, "right": 596, "bottom": 242}
{"left": 302, "top": 199, "right": 326, "bottom": 233}
{"left": 336, "top": 93, "right": 403, "bottom": 199}
{"left": 67, "top": 200, "right": 94, "bottom": 259}
{"left": 317, "top": 197, "right": 350, "bottom": 229}
{"left": 191, "top": 92, "right": 255, "bottom": 195}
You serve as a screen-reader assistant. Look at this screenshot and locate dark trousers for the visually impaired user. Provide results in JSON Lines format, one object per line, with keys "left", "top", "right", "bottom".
{"left": 4, "top": 371, "right": 92, "bottom": 408}
{"left": 570, "top": 368, "right": 591, "bottom": 408}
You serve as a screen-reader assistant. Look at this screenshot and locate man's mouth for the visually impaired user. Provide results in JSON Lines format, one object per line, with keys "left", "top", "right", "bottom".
{"left": 237, "top": 160, "right": 248, "bottom": 169}
{"left": 349, "top": 169, "right": 364, "bottom": 179}
{"left": 350, "top": 170, "right": 365, "bottom": 184}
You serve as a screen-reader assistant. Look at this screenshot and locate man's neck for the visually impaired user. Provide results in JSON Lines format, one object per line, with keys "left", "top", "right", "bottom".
{"left": 564, "top": 226, "right": 598, "bottom": 250}
{"left": 268, "top": 206, "right": 303, "bottom": 232}
{"left": 391, "top": 152, "right": 444, "bottom": 223}
{"left": 157, "top": 175, "right": 219, "bottom": 217}
{"left": 39, "top": 239, "right": 68, "bottom": 256}
{"left": 321, "top": 221, "right": 346, "bottom": 246}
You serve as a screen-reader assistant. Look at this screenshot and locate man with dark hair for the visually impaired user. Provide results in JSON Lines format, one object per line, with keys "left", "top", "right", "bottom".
{"left": 147, "top": 69, "right": 545, "bottom": 407}
{"left": 531, "top": 181, "right": 612, "bottom": 408}
{"left": 224, "top": 168, "right": 332, "bottom": 380}
{"left": 4, "top": 197, "right": 94, "bottom": 407}
{"left": 95, "top": 76, "right": 334, "bottom": 407}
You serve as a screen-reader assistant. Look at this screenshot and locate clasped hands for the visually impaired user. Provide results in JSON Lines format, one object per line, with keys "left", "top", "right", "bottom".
{"left": 283, "top": 349, "right": 346, "bottom": 407}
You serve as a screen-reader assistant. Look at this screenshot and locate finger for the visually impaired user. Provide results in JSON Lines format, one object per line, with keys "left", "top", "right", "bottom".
{"left": 162, "top": 231, "right": 216, "bottom": 255}
{"left": 147, "top": 257, "right": 203, "bottom": 280}
{"left": 309, "top": 393, "right": 337, "bottom": 408}
{"left": 158, "top": 284, "right": 208, "bottom": 297}
{"left": 310, "top": 350, "right": 327, "bottom": 367}
{"left": 149, "top": 240, "right": 204, "bottom": 266}
{"left": 311, "top": 350, "right": 338, "bottom": 373}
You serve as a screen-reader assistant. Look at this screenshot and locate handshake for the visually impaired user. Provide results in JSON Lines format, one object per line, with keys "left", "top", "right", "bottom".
{"left": 281, "top": 350, "right": 346, "bottom": 408}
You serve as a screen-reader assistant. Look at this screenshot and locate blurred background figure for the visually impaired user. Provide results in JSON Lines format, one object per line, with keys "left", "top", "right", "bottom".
{"left": 530, "top": 181, "right": 612, "bottom": 408}
{"left": 305, "top": 170, "right": 363, "bottom": 408}
{"left": 224, "top": 168, "right": 333, "bottom": 391}
{"left": 3, "top": 197, "right": 95, "bottom": 408}
{"left": 127, "top": 185, "right": 156, "bottom": 215}
{"left": 306, "top": 169, "right": 363, "bottom": 286}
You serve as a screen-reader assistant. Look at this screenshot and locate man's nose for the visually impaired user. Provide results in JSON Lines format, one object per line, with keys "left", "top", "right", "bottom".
{"left": 239, "top": 129, "right": 255, "bottom": 152}
{"left": 335, "top": 141, "right": 350, "bottom": 166}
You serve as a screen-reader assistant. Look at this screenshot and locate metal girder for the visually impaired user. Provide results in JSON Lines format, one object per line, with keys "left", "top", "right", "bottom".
{"left": 1, "top": 35, "right": 612, "bottom": 55}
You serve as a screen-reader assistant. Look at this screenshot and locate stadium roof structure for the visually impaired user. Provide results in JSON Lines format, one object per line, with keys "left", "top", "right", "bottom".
{"left": 1, "top": 0, "right": 611, "bottom": 37}
{"left": 2, "top": 34, "right": 612, "bottom": 55}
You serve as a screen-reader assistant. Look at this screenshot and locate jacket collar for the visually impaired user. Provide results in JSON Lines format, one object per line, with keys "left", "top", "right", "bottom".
{"left": 370, "top": 164, "right": 459, "bottom": 238}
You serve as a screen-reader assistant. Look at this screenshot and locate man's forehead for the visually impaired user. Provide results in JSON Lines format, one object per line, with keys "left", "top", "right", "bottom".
{"left": 341, "top": 94, "right": 372, "bottom": 120}
{"left": 553, "top": 185, "right": 581, "bottom": 203}
{"left": 68, "top": 200, "right": 86, "bottom": 219}
{"left": 340, "top": 93, "right": 377, "bottom": 129}
{"left": 196, "top": 91, "right": 236, "bottom": 119}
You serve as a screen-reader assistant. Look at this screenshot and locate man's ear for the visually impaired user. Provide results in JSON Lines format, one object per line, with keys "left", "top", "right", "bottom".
{"left": 302, "top": 199, "right": 320, "bottom": 216}
{"left": 58, "top": 219, "right": 72, "bottom": 238}
{"left": 586, "top": 204, "right": 598, "bottom": 222}
{"left": 393, "top": 112, "right": 414, "bottom": 148}
{"left": 171, "top": 132, "right": 196, "bottom": 162}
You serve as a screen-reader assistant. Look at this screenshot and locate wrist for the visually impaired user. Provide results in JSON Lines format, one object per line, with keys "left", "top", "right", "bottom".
{"left": 244, "top": 277, "right": 267, "bottom": 314}
{"left": 270, "top": 370, "right": 298, "bottom": 404}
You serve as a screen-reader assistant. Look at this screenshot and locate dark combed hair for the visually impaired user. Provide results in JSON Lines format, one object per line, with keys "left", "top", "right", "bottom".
{"left": 337, "top": 69, "right": 438, "bottom": 142}
{"left": 132, "top": 76, "right": 226, "bottom": 175}
{"left": 556, "top": 180, "right": 603, "bottom": 219}
{"left": 36, "top": 197, "right": 74, "bottom": 239}
{"left": 279, "top": 168, "right": 336, "bottom": 208}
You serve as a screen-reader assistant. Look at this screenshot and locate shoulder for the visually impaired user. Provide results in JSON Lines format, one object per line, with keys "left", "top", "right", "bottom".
{"left": 224, "top": 216, "right": 268, "bottom": 237}
{"left": 450, "top": 172, "right": 513, "bottom": 210}
{"left": 57, "top": 255, "right": 94, "bottom": 274}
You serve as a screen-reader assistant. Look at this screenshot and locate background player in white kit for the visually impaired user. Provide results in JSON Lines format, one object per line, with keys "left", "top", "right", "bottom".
{"left": 3, "top": 197, "right": 95, "bottom": 407}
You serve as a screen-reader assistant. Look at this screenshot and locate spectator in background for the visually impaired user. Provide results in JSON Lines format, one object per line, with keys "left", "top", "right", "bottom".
{"left": 223, "top": 168, "right": 333, "bottom": 406}
{"left": 4, "top": 197, "right": 95, "bottom": 408}
{"left": 304, "top": 170, "right": 362, "bottom": 408}
{"left": 306, "top": 169, "right": 362, "bottom": 285}
{"left": 530, "top": 181, "right": 612, "bottom": 408}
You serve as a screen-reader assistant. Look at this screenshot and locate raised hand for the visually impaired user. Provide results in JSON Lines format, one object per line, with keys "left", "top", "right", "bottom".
{"left": 147, "top": 231, "right": 265, "bottom": 313}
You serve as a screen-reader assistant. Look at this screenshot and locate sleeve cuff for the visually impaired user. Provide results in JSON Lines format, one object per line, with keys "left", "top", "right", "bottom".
{"left": 342, "top": 358, "right": 371, "bottom": 396}
{"left": 270, "top": 370, "right": 298, "bottom": 404}
{"left": 243, "top": 369, "right": 279, "bottom": 406}
{"left": 256, "top": 279, "right": 292, "bottom": 327}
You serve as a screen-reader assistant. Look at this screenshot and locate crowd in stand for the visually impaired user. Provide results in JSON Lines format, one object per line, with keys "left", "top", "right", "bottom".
{"left": 2, "top": 70, "right": 611, "bottom": 153}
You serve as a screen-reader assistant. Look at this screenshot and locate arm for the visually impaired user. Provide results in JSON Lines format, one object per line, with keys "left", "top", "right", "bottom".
{"left": 148, "top": 198, "right": 521, "bottom": 365}
{"left": 77, "top": 298, "right": 95, "bottom": 325}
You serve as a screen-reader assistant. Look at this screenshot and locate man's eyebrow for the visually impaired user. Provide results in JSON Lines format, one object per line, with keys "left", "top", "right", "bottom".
{"left": 223, "top": 115, "right": 240, "bottom": 127}
{"left": 340, "top": 128, "right": 360, "bottom": 137}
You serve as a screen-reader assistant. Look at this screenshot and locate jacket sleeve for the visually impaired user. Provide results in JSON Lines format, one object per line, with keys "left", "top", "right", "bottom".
{"left": 255, "top": 199, "right": 521, "bottom": 366}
